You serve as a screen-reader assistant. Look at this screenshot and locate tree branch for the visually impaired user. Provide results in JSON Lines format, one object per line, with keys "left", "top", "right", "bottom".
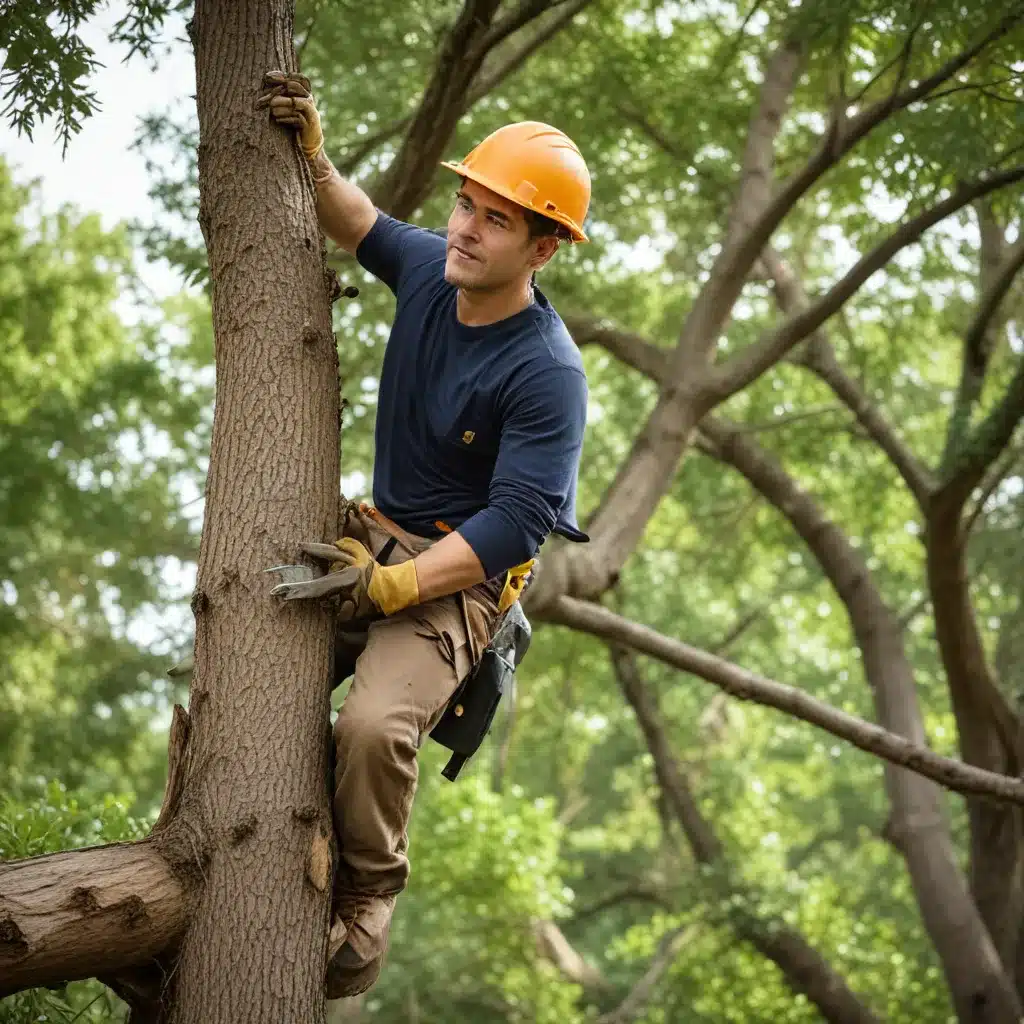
{"left": 709, "top": 165, "right": 1024, "bottom": 402}
{"left": 570, "top": 884, "right": 671, "bottom": 924}
{"left": 940, "top": 205, "right": 1019, "bottom": 468}
{"left": 532, "top": 919, "right": 610, "bottom": 992}
{"left": 371, "top": 0, "right": 581, "bottom": 218}
{"left": 694, "top": 413, "right": 1020, "bottom": 1011}
{"left": 668, "top": 37, "right": 803, "bottom": 372}
{"left": 567, "top": 314, "right": 670, "bottom": 381}
{"left": 0, "top": 840, "right": 185, "bottom": 996}
{"left": 677, "top": 9, "right": 1024, "bottom": 376}
{"left": 797, "top": 333, "right": 935, "bottom": 506}
{"left": 545, "top": 598, "right": 1024, "bottom": 805}
{"left": 963, "top": 442, "right": 1024, "bottom": 537}
{"left": 758, "top": 244, "right": 935, "bottom": 504}
{"left": 477, "top": 0, "right": 591, "bottom": 69}
{"left": 610, "top": 644, "right": 722, "bottom": 862}
{"left": 939, "top": 354, "right": 1024, "bottom": 511}
{"left": 596, "top": 925, "right": 696, "bottom": 1024}
{"left": 733, "top": 7, "right": 1024, "bottom": 289}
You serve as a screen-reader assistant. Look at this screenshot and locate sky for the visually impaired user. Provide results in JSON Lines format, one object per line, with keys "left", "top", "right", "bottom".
{"left": 2, "top": 5, "right": 194, "bottom": 286}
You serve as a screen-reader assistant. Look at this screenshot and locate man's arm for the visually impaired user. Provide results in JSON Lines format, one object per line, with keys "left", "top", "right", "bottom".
{"left": 411, "top": 530, "right": 487, "bottom": 603}
{"left": 258, "top": 71, "right": 377, "bottom": 256}
{"left": 308, "top": 151, "right": 378, "bottom": 256}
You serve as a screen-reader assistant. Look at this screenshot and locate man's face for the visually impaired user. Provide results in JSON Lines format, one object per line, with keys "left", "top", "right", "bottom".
{"left": 444, "top": 178, "right": 556, "bottom": 292}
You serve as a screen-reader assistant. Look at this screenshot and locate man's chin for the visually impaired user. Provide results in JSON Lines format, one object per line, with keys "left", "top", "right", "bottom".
{"left": 444, "top": 258, "right": 481, "bottom": 288}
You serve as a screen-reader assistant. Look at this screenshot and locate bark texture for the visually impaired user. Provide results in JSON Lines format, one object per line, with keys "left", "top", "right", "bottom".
{"left": 166, "top": 1, "right": 340, "bottom": 1020}
{"left": 0, "top": 841, "right": 185, "bottom": 998}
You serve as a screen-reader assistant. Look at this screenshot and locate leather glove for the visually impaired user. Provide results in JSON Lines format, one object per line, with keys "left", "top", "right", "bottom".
{"left": 256, "top": 70, "right": 324, "bottom": 161}
{"left": 271, "top": 539, "right": 420, "bottom": 620}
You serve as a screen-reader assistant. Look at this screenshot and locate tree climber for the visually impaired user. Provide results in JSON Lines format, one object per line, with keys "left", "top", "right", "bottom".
{"left": 257, "top": 71, "right": 592, "bottom": 1000}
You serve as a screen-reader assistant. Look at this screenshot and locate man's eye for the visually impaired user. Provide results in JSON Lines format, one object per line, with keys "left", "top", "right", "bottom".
{"left": 487, "top": 214, "right": 506, "bottom": 228}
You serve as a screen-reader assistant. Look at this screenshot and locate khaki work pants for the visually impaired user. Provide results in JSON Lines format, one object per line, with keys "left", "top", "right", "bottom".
{"left": 330, "top": 503, "right": 500, "bottom": 899}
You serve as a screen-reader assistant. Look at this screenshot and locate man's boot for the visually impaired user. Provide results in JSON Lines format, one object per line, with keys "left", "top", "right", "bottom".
{"left": 325, "top": 889, "right": 398, "bottom": 999}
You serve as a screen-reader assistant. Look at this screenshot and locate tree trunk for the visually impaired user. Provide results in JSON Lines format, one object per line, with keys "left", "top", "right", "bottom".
{"left": 166, "top": 1, "right": 340, "bottom": 1020}
{"left": 926, "top": 505, "right": 1024, "bottom": 989}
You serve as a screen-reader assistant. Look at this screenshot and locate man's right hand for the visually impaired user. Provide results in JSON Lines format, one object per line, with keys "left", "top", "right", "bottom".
{"left": 257, "top": 71, "right": 324, "bottom": 161}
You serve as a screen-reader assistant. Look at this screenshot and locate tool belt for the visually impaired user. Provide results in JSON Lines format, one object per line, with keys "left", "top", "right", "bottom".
{"left": 357, "top": 503, "right": 534, "bottom": 781}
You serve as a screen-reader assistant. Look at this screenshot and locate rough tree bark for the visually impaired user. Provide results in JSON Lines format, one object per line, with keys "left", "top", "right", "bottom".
{"left": 167, "top": 1, "right": 340, "bottom": 1020}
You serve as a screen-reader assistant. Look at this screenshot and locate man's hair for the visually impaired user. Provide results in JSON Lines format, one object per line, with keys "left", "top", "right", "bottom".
{"left": 524, "top": 208, "right": 571, "bottom": 241}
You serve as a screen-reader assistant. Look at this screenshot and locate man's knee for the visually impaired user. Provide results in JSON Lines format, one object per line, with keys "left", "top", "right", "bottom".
{"left": 334, "top": 698, "right": 419, "bottom": 764}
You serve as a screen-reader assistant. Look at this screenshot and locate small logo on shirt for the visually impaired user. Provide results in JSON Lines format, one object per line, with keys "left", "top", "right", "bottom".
{"left": 462, "top": 430, "right": 475, "bottom": 445}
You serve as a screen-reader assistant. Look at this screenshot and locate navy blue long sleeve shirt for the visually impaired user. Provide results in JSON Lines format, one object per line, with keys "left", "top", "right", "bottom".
{"left": 354, "top": 212, "right": 589, "bottom": 580}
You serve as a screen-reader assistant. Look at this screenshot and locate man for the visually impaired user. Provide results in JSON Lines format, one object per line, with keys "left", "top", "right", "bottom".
{"left": 257, "top": 72, "right": 591, "bottom": 999}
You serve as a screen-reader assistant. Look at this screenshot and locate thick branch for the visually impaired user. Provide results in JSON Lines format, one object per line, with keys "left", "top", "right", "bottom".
{"left": 533, "top": 919, "right": 609, "bottom": 992}
{"left": 545, "top": 597, "right": 1024, "bottom": 805}
{"left": 481, "top": 0, "right": 580, "bottom": 53}
{"left": 468, "top": 0, "right": 592, "bottom": 105}
{"left": 0, "top": 839, "right": 186, "bottom": 996}
{"left": 759, "top": 245, "right": 934, "bottom": 505}
{"left": 370, "top": 0, "right": 502, "bottom": 216}
{"left": 723, "top": 38, "right": 804, "bottom": 253}
{"left": 710, "top": 165, "right": 1024, "bottom": 402}
{"left": 567, "top": 314, "right": 670, "bottom": 381}
{"left": 940, "top": 217, "right": 1024, "bottom": 482}
{"left": 670, "top": 38, "right": 803, "bottom": 373}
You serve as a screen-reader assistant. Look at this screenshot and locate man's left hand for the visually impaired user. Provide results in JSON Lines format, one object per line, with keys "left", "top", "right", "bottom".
{"left": 272, "top": 539, "right": 420, "bottom": 619}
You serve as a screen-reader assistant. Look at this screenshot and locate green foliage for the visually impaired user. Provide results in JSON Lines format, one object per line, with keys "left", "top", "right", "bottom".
{"left": 0, "top": 158, "right": 209, "bottom": 806}
{"left": 368, "top": 765, "right": 584, "bottom": 1022}
{"left": 0, "top": 0, "right": 189, "bottom": 152}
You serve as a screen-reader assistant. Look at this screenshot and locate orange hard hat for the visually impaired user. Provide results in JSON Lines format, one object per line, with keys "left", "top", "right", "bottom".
{"left": 441, "top": 121, "right": 591, "bottom": 243}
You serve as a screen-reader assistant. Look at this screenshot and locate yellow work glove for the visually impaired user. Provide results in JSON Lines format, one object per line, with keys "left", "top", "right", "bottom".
{"left": 256, "top": 70, "right": 324, "bottom": 161}
{"left": 330, "top": 538, "right": 421, "bottom": 618}
{"left": 498, "top": 559, "right": 535, "bottom": 614}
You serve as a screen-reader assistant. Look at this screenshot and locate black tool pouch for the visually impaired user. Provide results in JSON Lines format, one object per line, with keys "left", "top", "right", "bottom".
{"left": 429, "top": 600, "right": 532, "bottom": 781}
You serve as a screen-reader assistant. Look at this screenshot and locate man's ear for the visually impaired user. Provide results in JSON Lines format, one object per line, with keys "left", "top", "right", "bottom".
{"left": 530, "top": 236, "right": 560, "bottom": 270}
